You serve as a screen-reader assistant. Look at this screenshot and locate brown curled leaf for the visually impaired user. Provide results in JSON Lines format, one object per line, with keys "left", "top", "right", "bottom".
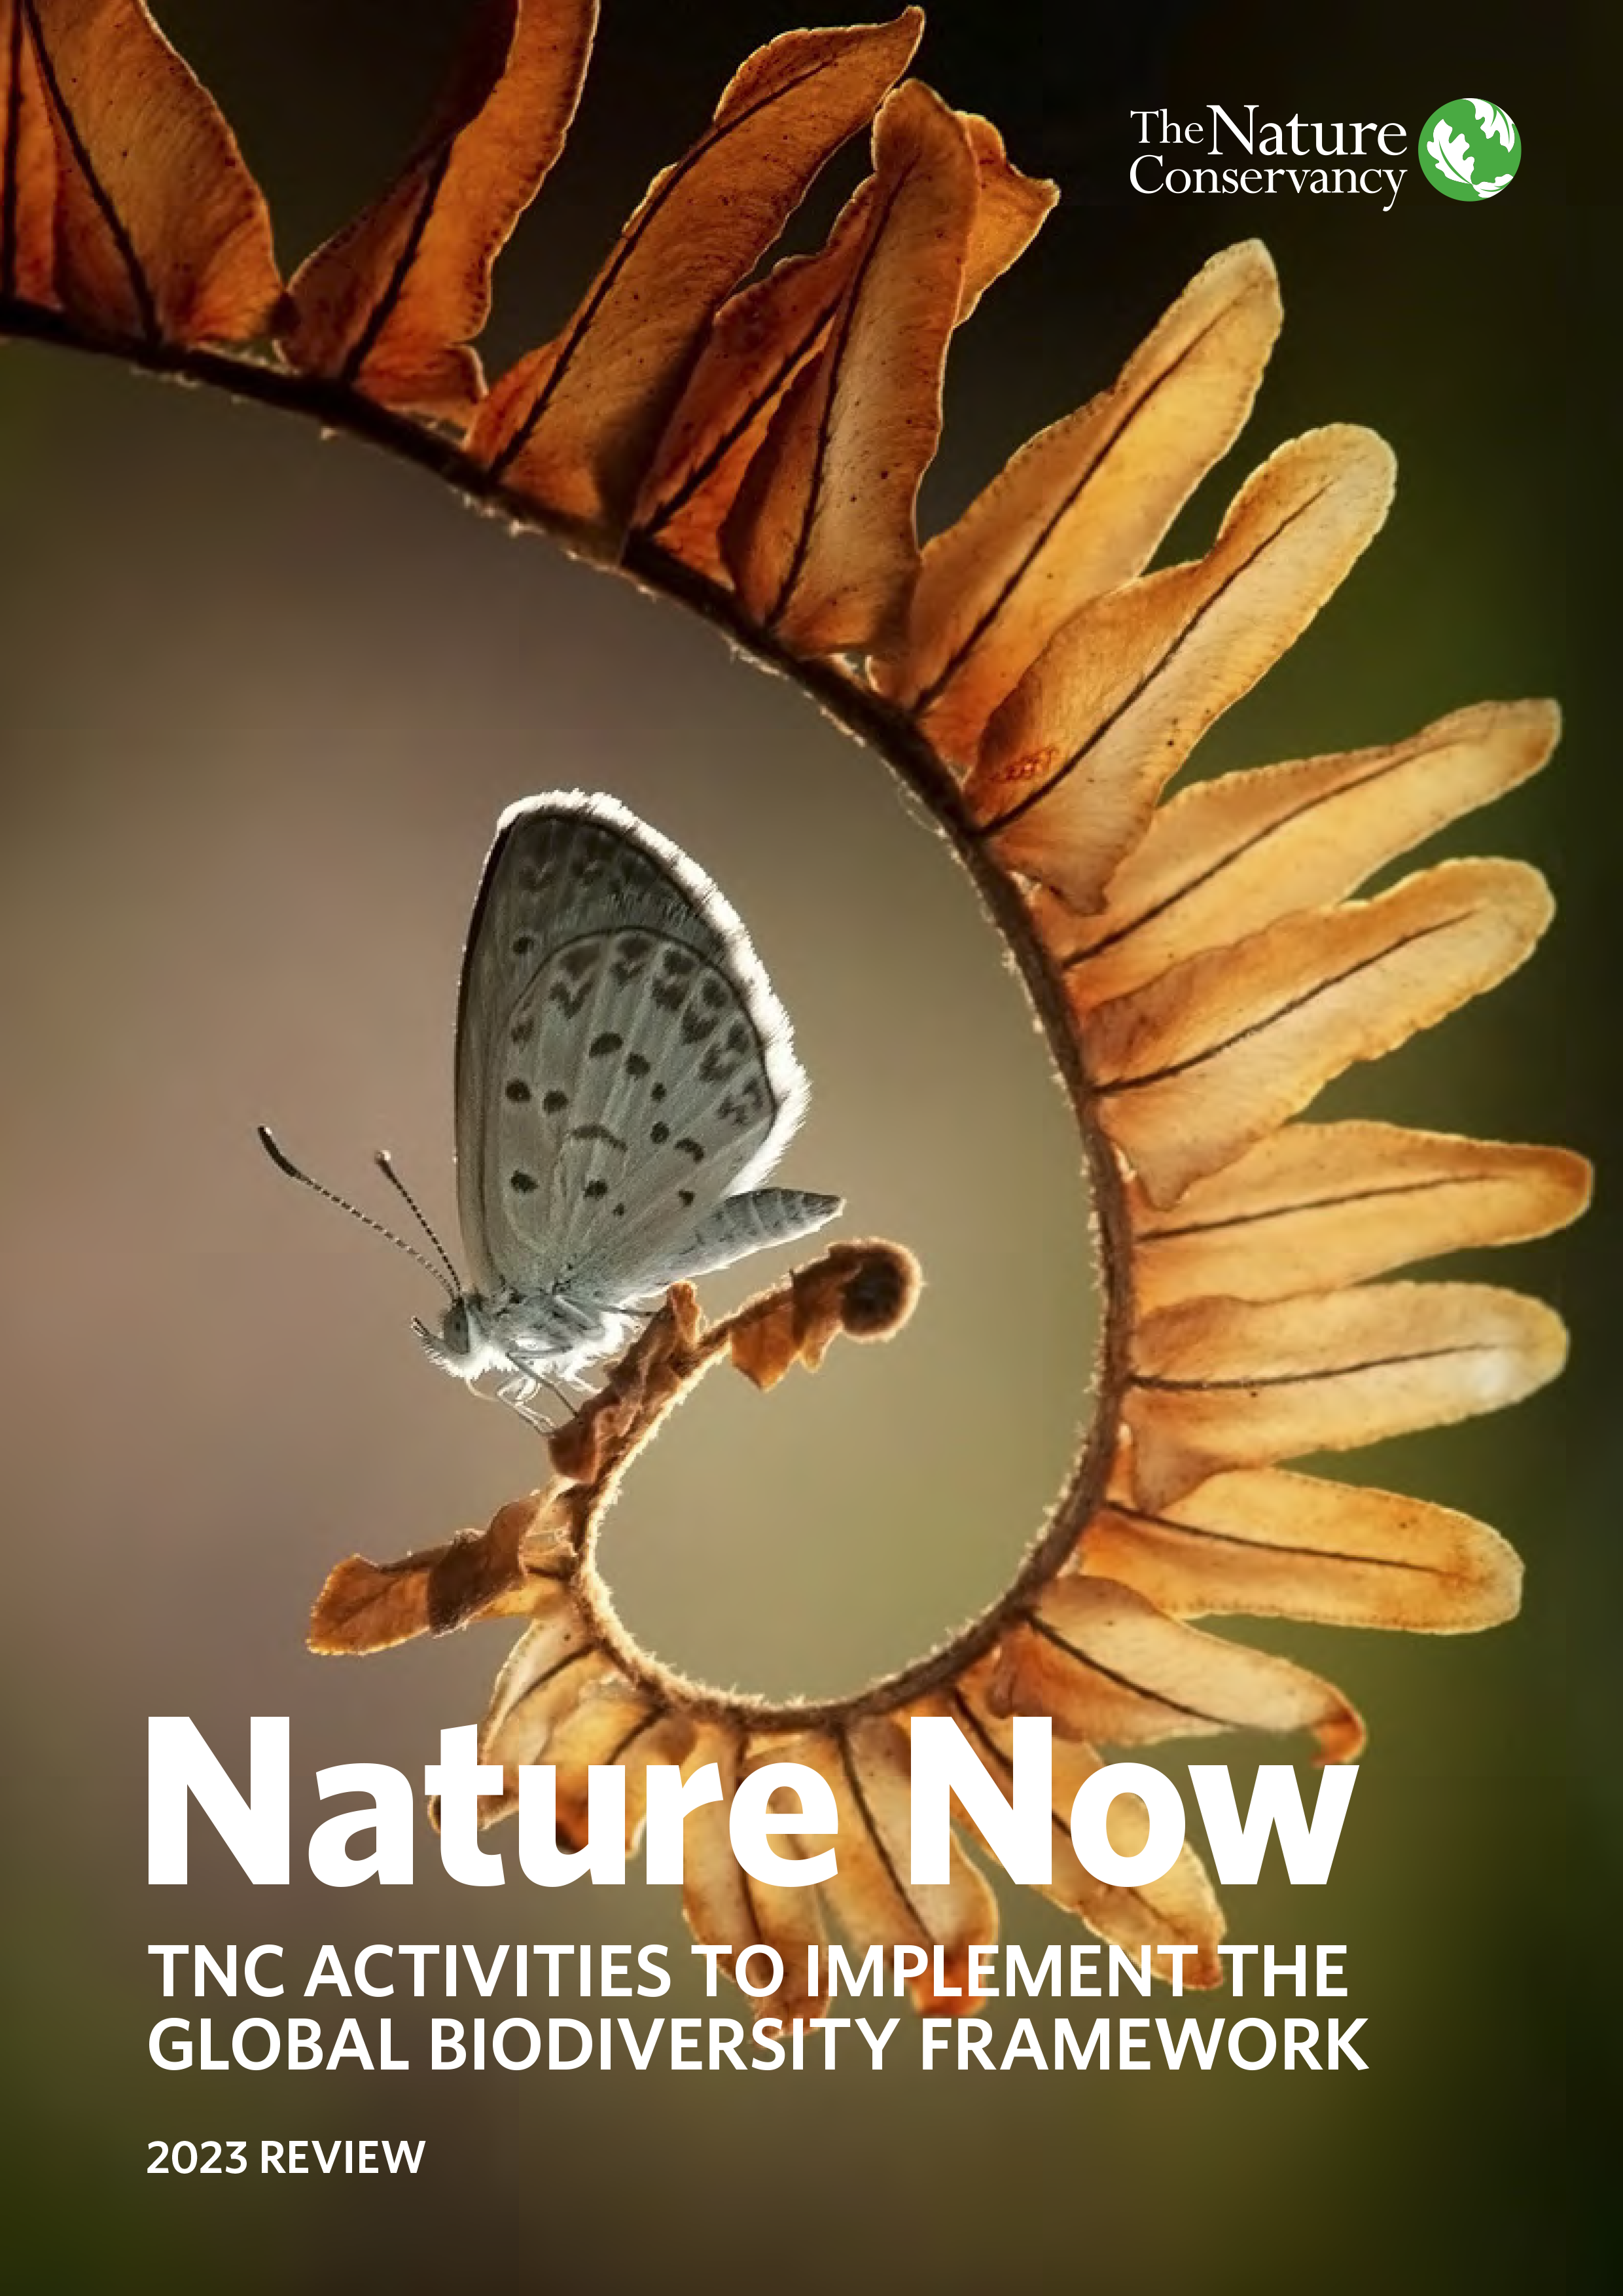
{"left": 1130, "top": 1121, "right": 1592, "bottom": 1310}
{"left": 722, "top": 79, "right": 978, "bottom": 652}
{"left": 478, "top": 1649, "right": 633, "bottom": 1827}
{"left": 639, "top": 108, "right": 1051, "bottom": 583}
{"left": 471, "top": 9, "right": 922, "bottom": 539}
{"left": 680, "top": 1725, "right": 830, "bottom": 2022}
{"left": 476, "top": 1581, "right": 597, "bottom": 1771}
{"left": 308, "top": 1241, "right": 916, "bottom": 1660}
{"left": 950, "top": 112, "right": 1057, "bottom": 319}
{"left": 279, "top": 0, "right": 597, "bottom": 421}
{"left": 806, "top": 1716, "right": 997, "bottom": 2013}
{"left": 635, "top": 173, "right": 880, "bottom": 580}
{"left": 992, "top": 1576, "right": 1364, "bottom": 1761}
{"left": 549, "top": 1700, "right": 696, "bottom": 1854}
{"left": 1089, "top": 858, "right": 1554, "bottom": 1208}
{"left": 944, "top": 1680, "right": 1226, "bottom": 1983}
{"left": 1079, "top": 1463, "right": 1524, "bottom": 1634}
{"left": 878, "top": 241, "right": 1282, "bottom": 766}
{"left": 10, "top": 0, "right": 279, "bottom": 343}
{"left": 1041, "top": 698, "right": 1561, "bottom": 1009}
{"left": 728, "top": 1240, "right": 920, "bottom": 1388}
{"left": 307, "top": 1494, "right": 562, "bottom": 1655}
{"left": 459, "top": 1638, "right": 695, "bottom": 1846}
{"left": 545, "top": 1281, "right": 707, "bottom": 1486}
{"left": 1124, "top": 1282, "right": 1569, "bottom": 1512}
{"left": 308, "top": 1554, "right": 444, "bottom": 1657}
{"left": 1, "top": 1, "right": 57, "bottom": 300}
{"left": 417, "top": 1583, "right": 596, "bottom": 1826}
{"left": 968, "top": 425, "right": 1396, "bottom": 910}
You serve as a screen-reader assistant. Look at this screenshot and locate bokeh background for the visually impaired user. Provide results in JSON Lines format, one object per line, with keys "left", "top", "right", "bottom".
{"left": 0, "top": 1, "right": 1609, "bottom": 2286}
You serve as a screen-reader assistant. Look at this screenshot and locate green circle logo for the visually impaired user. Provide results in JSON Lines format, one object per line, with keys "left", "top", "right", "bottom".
{"left": 1418, "top": 98, "right": 1521, "bottom": 200}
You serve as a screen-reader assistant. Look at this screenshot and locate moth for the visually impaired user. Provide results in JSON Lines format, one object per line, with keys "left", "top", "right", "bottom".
{"left": 263, "top": 792, "right": 841, "bottom": 1420}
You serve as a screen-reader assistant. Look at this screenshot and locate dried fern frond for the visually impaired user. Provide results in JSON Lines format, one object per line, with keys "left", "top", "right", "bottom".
{"left": 1, "top": 1, "right": 1588, "bottom": 2018}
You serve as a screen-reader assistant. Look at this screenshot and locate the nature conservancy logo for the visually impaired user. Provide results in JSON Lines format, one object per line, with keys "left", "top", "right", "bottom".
{"left": 1128, "top": 101, "right": 1522, "bottom": 210}
{"left": 1128, "top": 108, "right": 1410, "bottom": 209}
{"left": 1418, "top": 99, "right": 1521, "bottom": 199}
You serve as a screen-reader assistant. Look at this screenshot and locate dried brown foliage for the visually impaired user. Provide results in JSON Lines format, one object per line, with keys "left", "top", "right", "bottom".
{"left": 3, "top": 2, "right": 1588, "bottom": 2015}
{"left": 310, "top": 1243, "right": 921, "bottom": 1659}
{"left": 279, "top": 0, "right": 598, "bottom": 419}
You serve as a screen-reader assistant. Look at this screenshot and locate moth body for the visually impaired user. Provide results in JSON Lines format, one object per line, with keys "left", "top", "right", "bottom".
{"left": 414, "top": 1286, "right": 641, "bottom": 1398}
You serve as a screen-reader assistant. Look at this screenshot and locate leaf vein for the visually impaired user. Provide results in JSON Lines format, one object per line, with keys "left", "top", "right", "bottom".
{"left": 338, "top": 138, "right": 457, "bottom": 387}
{"left": 1065, "top": 742, "right": 1421, "bottom": 969}
{"left": 1103, "top": 1499, "right": 1438, "bottom": 1575}
{"left": 980, "top": 482, "right": 1330, "bottom": 835}
{"left": 2, "top": 0, "right": 25, "bottom": 303}
{"left": 1137, "top": 1171, "right": 1486, "bottom": 1242}
{"left": 764, "top": 160, "right": 913, "bottom": 631}
{"left": 23, "top": 0, "right": 158, "bottom": 342}
{"left": 912, "top": 294, "right": 1238, "bottom": 715}
{"left": 1024, "top": 1613, "right": 1242, "bottom": 1730}
{"left": 488, "top": 49, "right": 854, "bottom": 483}
{"left": 1132, "top": 1339, "right": 1502, "bottom": 1391}
{"left": 1099, "top": 911, "right": 1466, "bottom": 1094}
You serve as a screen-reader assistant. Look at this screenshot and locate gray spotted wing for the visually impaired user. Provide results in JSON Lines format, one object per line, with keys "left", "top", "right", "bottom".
{"left": 455, "top": 791, "right": 825, "bottom": 1304}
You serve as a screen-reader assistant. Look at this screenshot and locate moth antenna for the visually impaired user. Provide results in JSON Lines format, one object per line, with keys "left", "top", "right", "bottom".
{"left": 257, "top": 1126, "right": 459, "bottom": 1303}
{"left": 373, "top": 1149, "right": 463, "bottom": 1295}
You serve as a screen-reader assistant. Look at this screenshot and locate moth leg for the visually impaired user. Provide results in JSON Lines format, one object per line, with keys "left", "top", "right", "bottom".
{"left": 531, "top": 1371, "right": 576, "bottom": 1414}
{"left": 491, "top": 1373, "right": 553, "bottom": 1433}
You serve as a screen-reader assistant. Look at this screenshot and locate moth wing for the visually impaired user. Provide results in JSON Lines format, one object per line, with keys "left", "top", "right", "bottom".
{"left": 455, "top": 793, "right": 810, "bottom": 1300}
{"left": 556, "top": 956, "right": 824, "bottom": 1300}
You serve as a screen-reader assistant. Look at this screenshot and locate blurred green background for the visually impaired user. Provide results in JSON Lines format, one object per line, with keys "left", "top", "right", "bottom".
{"left": 0, "top": 1, "right": 1609, "bottom": 2287}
